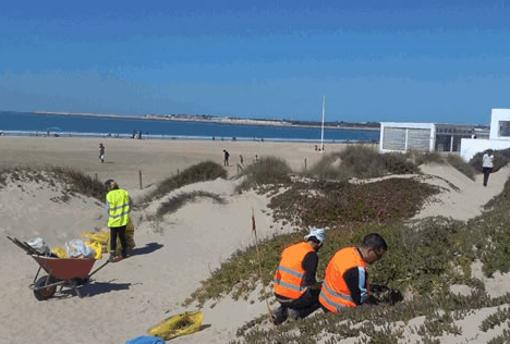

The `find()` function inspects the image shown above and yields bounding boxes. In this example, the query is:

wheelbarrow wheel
[34,275,57,301]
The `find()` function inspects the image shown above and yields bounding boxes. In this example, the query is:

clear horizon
[1,1,510,125]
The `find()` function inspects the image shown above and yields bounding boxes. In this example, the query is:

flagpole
[320,96,326,151]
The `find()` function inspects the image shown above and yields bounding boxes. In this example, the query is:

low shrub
[269,178,439,228]
[185,216,468,307]
[475,178,510,276]
[446,154,476,180]
[233,290,510,344]
[307,146,419,181]
[144,161,227,203]
[407,151,445,166]
[236,156,292,192]
[305,152,348,180]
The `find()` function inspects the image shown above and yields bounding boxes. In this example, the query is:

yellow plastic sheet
[147,311,204,341]
[51,246,68,258]
[81,217,136,256]
[85,241,103,260]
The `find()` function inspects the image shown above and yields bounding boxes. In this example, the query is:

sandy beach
[0,136,347,190]
[1,135,509,344]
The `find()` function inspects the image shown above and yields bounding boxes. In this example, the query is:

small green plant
[488,328,510,344]
[144,161,227,203]
[480,307,510,332]
[236,156,292,192]
[416,311,462,337]
[155,191,225,218]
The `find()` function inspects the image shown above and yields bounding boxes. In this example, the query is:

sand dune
[1,136,510,344]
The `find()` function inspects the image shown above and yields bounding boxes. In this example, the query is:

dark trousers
[110,225,127,257]
[483,167,492,186]
[273,288,321,323]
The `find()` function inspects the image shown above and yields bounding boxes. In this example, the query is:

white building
[379,122,483,154]
[379,122,435,153]
[460,108,510,161]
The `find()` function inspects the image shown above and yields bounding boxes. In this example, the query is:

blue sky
[1,1,510,124]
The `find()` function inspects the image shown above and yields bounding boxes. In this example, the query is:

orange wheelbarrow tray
[29,255,110,300]
[7,235,109,300]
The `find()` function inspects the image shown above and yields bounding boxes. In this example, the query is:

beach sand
[0,136,508,344]
[0,136,346,189]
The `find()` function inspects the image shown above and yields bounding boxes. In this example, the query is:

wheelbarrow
[7,236,109,300]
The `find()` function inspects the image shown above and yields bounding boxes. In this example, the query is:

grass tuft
[0,166,106,201]
[236,156,292,192]
[306,146,419,181]
[144,161,227,203]
[155,191,225,218]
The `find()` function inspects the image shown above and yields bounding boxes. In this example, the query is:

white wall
[490,108,510,140]
[460,138,510,161]
[379,122,435,153]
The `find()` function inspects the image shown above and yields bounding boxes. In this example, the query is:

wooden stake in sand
[251,208,274,321]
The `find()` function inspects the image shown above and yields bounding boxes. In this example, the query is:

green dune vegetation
[155,191,226,219]
[0,166,106,201]
[143,161,227,204]
[470,147,510,173]
[182,148,510,343]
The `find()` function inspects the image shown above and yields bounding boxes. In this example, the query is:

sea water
[0,111,379,143]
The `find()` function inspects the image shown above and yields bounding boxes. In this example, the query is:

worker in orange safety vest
[319,233,387,312]
[271,227,325,325]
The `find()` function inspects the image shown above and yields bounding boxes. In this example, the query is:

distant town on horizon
[2,110,491,130]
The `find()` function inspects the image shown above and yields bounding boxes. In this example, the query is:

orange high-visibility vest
[273,242,315,300]
[319,247,367,312]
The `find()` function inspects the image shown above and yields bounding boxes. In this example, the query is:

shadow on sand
[131,242,164,256]
[80,281,132,297]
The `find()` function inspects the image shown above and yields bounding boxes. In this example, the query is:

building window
[499,121,510,137]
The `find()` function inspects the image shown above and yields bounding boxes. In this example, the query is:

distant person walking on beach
[482,149,495,187]
[105,179,130,261]
[99,143,105,163]
[239,154,244,166]
[223,149,230,167]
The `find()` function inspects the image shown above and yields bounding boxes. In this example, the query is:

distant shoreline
[26,110,380,132]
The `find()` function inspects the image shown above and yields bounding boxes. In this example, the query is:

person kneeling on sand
[271,228,325,325]
[105,179,131,262]
[319,233,387,312]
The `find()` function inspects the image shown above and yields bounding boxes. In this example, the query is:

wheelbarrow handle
[88,260,110,279]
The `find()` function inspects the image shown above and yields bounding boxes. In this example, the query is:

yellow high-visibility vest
[106,188,130,228]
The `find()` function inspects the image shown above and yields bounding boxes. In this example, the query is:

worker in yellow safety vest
[319,233,387,312]
[105,179,131,261]
[271,228,325,325]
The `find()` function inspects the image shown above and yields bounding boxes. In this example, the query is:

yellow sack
[51,246,67,258]
[147,311,204,340]
[81,230,109,245]
[85,241,103,260]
